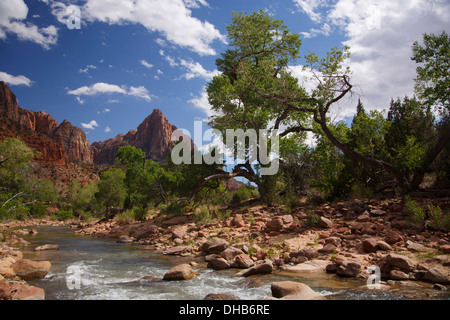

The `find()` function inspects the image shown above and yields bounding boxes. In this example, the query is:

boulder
[208,258,230,270]
[116,235,134,243]
[163,246,191,256]
[385,230,403,245]
[390,270,409,280]
[0,266,15,278]
[376,241,393,251]
[271,281,323,300]
[34,244,59,251]
[266,217,284,232]
[234,261,273,277]
[318,217,333,229]
[336,260,361,278]
[201,238,229,254]
[423,268,450,285]
[406,241,428,252]
[234,254,255,269]
[318,244,336,254]
[221,247,244,262]
[362,238,379,253]
[171,226,188,239]
[136,225,159,240]
[0,280,11,300]
[10,284,45,300]
[11,259,51,281]
[386,253,415,272]
[163,264,199,281]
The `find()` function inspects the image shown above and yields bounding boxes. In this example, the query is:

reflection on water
[21,226,450,300]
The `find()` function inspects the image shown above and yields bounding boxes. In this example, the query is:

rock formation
[0,81,93,164]
[92,109,178,164]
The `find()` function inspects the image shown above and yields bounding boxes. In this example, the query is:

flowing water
[20,226,450,300]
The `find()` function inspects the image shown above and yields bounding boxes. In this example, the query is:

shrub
[230,188,253,205]
[428,204,450,232]
[115,209,135,224]
[302,212,319,228]
[53,210,75,221]
[405,196,426,225]
[29,203,48,218]
[194,206,213,224]
[133,207,148,221]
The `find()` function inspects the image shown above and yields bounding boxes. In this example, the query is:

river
[20,226,450,300]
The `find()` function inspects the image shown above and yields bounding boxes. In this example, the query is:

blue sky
[1,0,448,145]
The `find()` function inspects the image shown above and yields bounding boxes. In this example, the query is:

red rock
[92,109,180,164]
[163,264,199,281]
[318,217,333,228]
[52,120,93,163]
[362,238,379,253]
[11,259,51,281]
[234,254,255,268]
[0,280,11,300]
[10,284,45,300]
[385,230,403,244]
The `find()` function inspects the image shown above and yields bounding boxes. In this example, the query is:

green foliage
[405,196,426,225]
[194,205,213,224]
[230,187,253,205]
[412,31,449,115]
[132,207,147,221]
[29,202,48,218]
[52,210,75,221]
[96,169,127,209]
[427,204,450,232]
[302,212,319,228]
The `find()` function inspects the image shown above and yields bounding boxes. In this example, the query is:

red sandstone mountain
[92,109,178,164]
[0,81,92,164]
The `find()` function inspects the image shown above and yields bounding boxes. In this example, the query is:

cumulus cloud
[292,0,450,118]
[179,59,220,80]
[79,65,97,74]
[68,82,154,102]
[0,71,33,86]
[79,0,226,56]
[68,83,127,96]
[81,120,99,130]
[189,87,215,120]
[104,126,111,133]
[140,59,154,69]
[0,0,58,49]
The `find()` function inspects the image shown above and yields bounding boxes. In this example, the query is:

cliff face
[92,109,177,164]
[0,81,92,164]
[53,120,93,163]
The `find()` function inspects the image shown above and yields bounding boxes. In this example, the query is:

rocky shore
[1,197,449,300]
[72,197,450,298]
[0,220,64,300]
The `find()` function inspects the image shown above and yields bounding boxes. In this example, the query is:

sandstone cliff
[92,109,178,164]
[0,81,93,164]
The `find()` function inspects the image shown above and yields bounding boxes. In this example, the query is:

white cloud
[81,120,99,130]
[292,0,450,118]
[68,82,153,102]
[68,83,127,96]
[179,59,220,80]
[140,59,154,69]
[81,0,226,56]
[76,97,85,105]
[0,71,32,86]
[128,86,153,102]
[0,0,58,49]
[293,0,327,23]
[189,87,215,119]
[79,65,97,74]
[104,126,111,133]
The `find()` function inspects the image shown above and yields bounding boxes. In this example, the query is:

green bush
[29,203,48,218]
[230,188,253,205]
[428,204,450,232]
[53,210,75,221]
[194,206,213,224]
[133,207,148,221]
[115,209,135,224]
[302,212,319,228]
[405,196,426,225]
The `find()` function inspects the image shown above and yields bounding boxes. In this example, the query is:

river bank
[1,197,449,300]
